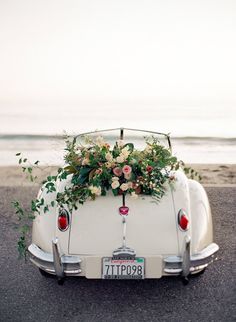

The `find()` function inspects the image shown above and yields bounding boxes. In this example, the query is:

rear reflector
[58,209,70,231]
[178,209,189,231]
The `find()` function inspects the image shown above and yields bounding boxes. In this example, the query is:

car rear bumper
[28,239,82,277]
[164,241,219,275]
[28,238,219,278]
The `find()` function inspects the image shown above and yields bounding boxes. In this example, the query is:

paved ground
[0,187,235,322]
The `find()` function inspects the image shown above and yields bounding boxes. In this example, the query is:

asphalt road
[0,186,235,322]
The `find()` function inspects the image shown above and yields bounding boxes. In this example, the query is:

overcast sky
[0,0,235,110]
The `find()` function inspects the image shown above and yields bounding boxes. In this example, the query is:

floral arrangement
[60,135,182,208]
[13,134,200,257]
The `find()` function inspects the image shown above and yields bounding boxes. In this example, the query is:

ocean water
[0,105,236,165]
[1,134,236,166]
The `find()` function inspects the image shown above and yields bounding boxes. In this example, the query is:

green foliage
[13,134,201,258]
[12,200,34,259]
[183,166,201,181]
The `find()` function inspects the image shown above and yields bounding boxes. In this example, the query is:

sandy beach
[0,164,235,187]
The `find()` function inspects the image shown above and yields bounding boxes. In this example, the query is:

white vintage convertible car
[28,128,219,284]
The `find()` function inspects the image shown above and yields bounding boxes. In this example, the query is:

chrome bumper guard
[28,238,82,277]
[164,241,219,275]
[28,239,219,278]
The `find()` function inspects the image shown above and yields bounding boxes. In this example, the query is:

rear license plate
[102,257,145,279]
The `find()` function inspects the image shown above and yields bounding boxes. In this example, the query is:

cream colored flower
[127,181,133,188]
[131,191,138,199]
[111,180,120,189]
[82,158,90,165]
[121,146,130,158]
[116,155,125,163]
[105,162,113,169]
[89,185,101,196]
[96,136,106,147]
[120,183,129,191]
[112,176,119,181]
[105,152,113,162]
[144,144,152,153]
[117,139,124,148]
[124,173,131,180]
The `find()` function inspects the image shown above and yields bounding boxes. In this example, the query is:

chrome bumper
[28,238,82,276]
[28,239,219,279]
[164,241,219,275]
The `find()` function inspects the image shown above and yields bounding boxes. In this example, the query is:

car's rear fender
[170,171,213,255]
[32,175,73,255]
[188,179,213,253]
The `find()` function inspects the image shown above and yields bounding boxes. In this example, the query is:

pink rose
[122,165,132,175]
[146,165,153,173]
[113,167,123,177]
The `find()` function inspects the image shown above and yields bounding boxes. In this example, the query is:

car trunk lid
[68,189,179,256]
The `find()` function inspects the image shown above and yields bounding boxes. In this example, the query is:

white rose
[105,152,113,162]
[116,155,125,163]
[89,185,101,196]
[121,146,130,158]
[96,136,105,147]
[127,181,133,188]
[131,191,138,199]
[120,183,129,191]
[112,176,119,181]
[111,180,120,189]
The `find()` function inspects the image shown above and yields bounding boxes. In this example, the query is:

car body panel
[68,189,179,256]
[188,179,213,253]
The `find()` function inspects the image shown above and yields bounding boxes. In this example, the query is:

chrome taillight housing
[58,208,70,232]
[178,209,189,231]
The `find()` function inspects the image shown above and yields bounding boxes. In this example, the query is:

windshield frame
[75,127,172,151]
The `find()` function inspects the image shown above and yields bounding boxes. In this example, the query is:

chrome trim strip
[122,216,126,248]
[164,268,182,274]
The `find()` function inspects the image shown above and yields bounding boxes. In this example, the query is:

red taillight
[178,210,189,231]
[58,209,69,231]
